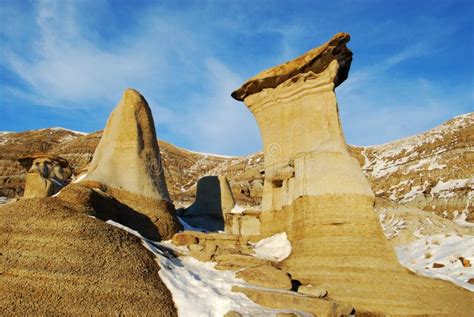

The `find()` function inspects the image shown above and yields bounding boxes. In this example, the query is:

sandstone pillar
[83,89,181,239]
[179,175,235,231]
[231,33,473,315]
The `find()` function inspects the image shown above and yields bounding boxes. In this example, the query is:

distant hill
[1,113,472,222]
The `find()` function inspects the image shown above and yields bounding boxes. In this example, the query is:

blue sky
[1,0,473,155]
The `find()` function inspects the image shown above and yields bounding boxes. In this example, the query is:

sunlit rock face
[85,89,171,201]
[232,33,473,315]
[83,89,181,240]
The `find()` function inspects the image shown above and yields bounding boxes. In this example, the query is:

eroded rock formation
[178,175,235,231]
[19,154,71,198]
[83,89,181,239]
[232,33,473,315]
[233,32,372,212]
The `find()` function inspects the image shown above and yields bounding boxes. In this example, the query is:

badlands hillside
[1,113,472,223]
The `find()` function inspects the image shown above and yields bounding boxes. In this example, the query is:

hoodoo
[178,175,235,231]
[232,33,473,315]
[83,89,181,239]
[19,154,71,198]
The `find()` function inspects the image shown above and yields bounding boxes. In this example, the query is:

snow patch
[48,127,87,135]
[251,232,292,262]
[454,211,474,228]
[396,234,474,291]
[431,179,471,194]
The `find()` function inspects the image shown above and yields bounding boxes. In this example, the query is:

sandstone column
[179,175,235,231]
[231,33,472,315]
[83,89,181,239]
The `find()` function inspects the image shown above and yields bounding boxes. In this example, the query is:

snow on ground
[231,204,261,214]
[251,232,292,262]
[105,220,302,317]
[0,196,7,204]
[396,234,474,291]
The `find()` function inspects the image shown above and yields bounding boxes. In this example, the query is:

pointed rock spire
[84,89,181,239]
[86,89,170,200]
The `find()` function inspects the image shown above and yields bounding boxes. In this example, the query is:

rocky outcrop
[232,33,473,315]
[0,197,177,316]
[178,175,235,231]
[19,154,71,198]
[83,89,181,240]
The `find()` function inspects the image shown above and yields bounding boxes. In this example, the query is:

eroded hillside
[1,113,472,222]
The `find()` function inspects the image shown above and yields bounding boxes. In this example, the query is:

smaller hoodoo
[83,88,181,239]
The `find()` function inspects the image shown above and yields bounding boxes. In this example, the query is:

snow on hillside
[364,113,473,179]
[396,234,474,291]
[48,127,87,135]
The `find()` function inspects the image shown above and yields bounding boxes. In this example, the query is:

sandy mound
[0,198,177,316]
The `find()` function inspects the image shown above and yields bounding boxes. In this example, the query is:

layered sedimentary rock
[0,197,177,315]
[233,32,372,212]
[232,33,473,315]
[1,115,471,222]
[83,89,181,239]
[19,154,71,198]
[178,175,235,231]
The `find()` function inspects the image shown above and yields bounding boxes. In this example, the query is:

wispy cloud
[0,0,472,155]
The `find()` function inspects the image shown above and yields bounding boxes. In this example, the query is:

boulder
[58,183,163,240]
[179,175,235,231]
[236,265,292,289]
[231,286,353,317]
[172,232,199,246]
[83,89,181,239]
[214,254,273,270]
[298,285,328,298]
[232,33,474,315]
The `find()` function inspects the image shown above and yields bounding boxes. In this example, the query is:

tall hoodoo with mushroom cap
[232,33,473,315]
